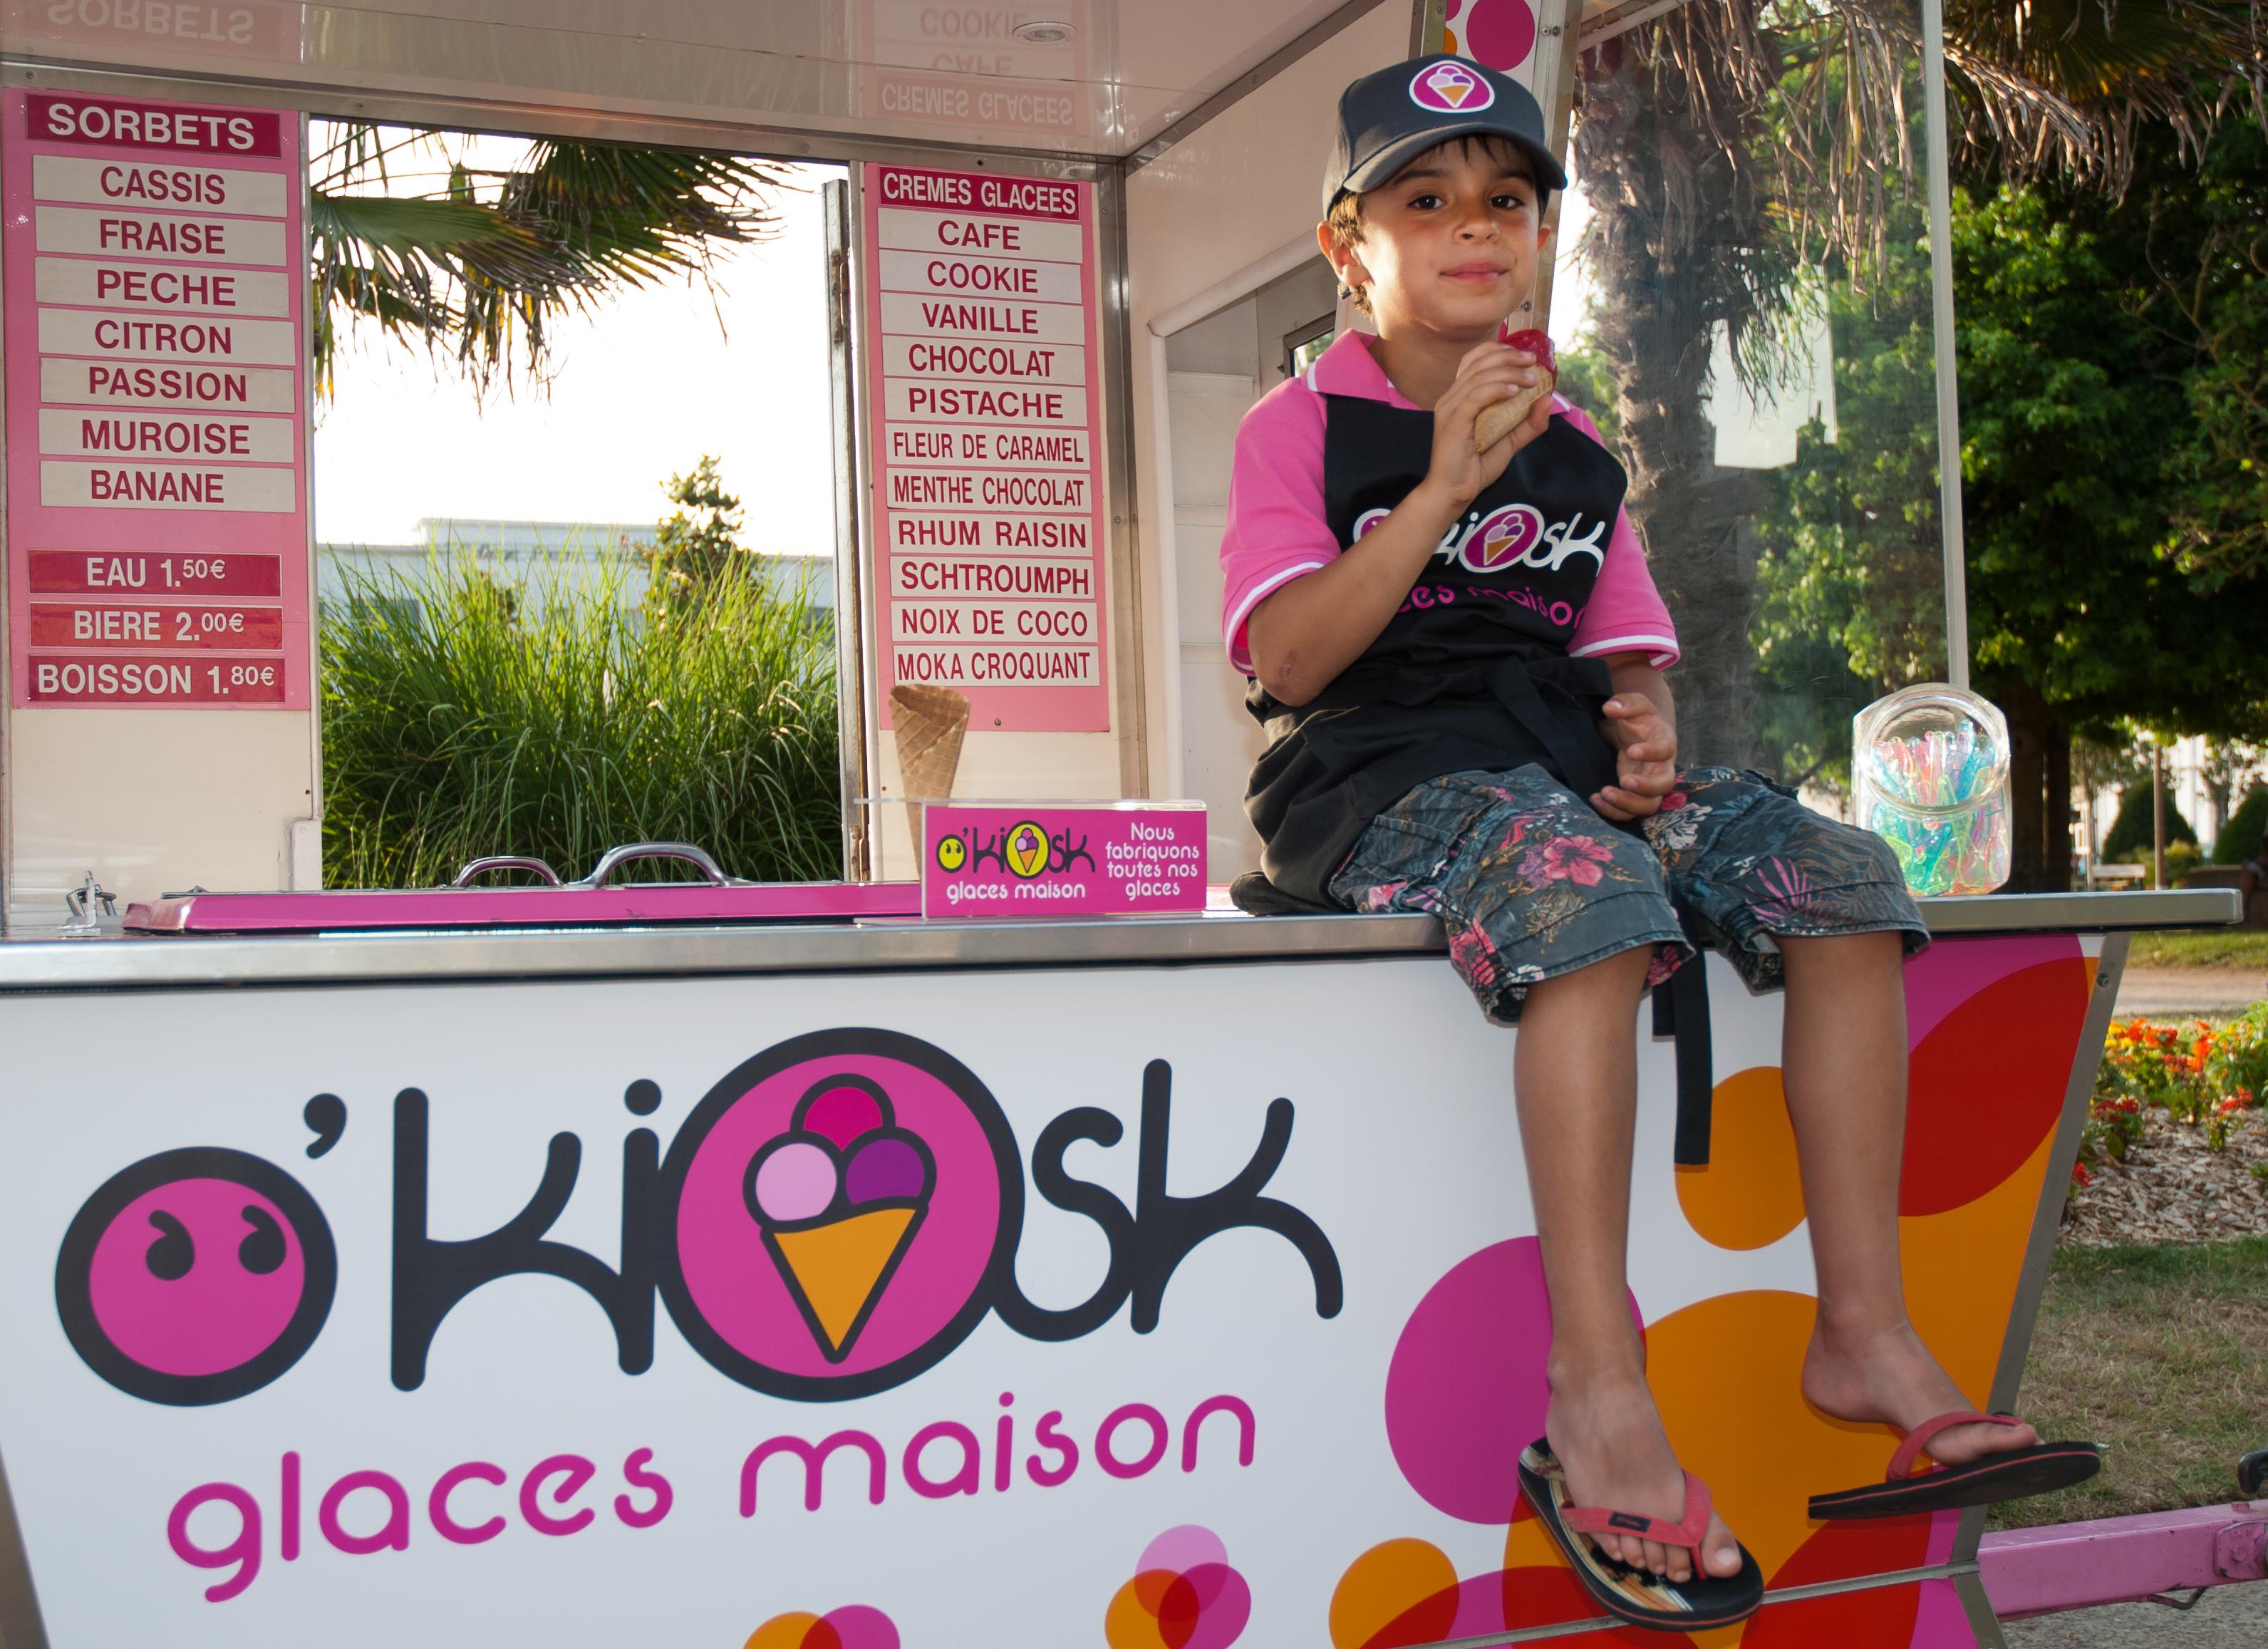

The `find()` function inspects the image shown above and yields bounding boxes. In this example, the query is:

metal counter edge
[0,889,2237,993]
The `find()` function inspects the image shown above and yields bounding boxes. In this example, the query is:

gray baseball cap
[1324,53,1566,212]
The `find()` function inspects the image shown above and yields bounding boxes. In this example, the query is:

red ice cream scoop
[1474,325,1558,452]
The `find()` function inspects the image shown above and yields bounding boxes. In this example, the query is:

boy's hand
[1592,695,1678,822]
[1426,338,1553,509]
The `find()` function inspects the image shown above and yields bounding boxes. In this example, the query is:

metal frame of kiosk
[0,4,2250,1648]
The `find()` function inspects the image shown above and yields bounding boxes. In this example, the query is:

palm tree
[1570,0,2267,767]
[307,123,789,398]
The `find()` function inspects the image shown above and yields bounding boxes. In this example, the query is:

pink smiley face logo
[660,1030,1022,1400]
[1411,60,1494,113]
[56,1148,336,1406]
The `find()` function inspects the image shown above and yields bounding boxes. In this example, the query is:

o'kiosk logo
[1003,820,1051,879]
[1410,60,1493,113]
[661,1029,1023,1400]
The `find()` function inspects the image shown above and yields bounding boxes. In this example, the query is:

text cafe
[0,6,2244,1649]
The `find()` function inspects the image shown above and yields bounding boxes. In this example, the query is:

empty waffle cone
[1473,368,1556,452]
[890,683,969,849]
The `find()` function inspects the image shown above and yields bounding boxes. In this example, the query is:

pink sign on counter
[921,803,1205,919]
[861,163,1108,733]
[3,88,309,710]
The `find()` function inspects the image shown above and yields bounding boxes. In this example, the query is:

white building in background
[318,518,834,613]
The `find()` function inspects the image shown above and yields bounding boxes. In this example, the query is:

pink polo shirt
[1218,329,1680,675]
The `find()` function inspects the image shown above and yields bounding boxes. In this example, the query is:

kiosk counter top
[0,886,2237,993]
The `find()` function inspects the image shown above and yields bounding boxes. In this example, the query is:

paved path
[1999,1581,2268,1647]
[2113,966,2267,1018]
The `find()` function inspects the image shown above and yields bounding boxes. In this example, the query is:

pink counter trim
[125,882,922,933]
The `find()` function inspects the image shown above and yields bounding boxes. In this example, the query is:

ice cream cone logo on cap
[743,1074,936,1363]
[1005,820,1050,879]
[1412,60,1493,113]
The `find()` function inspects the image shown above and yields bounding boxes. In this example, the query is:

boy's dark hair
[1325,133,1550,315]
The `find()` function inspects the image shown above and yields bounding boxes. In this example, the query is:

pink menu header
[4,88,309,710]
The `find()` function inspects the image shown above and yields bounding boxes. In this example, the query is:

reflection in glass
[1570,1,1947,800]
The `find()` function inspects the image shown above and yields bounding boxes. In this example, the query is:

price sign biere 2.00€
[3,91,309,710]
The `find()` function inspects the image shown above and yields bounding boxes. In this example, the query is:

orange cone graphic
[745,1077,936,1363]
[765,1207,921,1360]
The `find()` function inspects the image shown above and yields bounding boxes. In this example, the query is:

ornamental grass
[320,545,839,889]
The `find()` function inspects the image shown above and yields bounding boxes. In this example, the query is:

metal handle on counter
[579,842,730,888]
[452,856,564,887]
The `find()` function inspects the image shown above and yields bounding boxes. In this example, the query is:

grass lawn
[1993,1236,2268,1528]
[2125,929,2268,969]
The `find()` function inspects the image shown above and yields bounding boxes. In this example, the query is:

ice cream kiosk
[0,4,2247,1648]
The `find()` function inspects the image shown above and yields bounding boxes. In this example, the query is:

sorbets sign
[1,88,310,710]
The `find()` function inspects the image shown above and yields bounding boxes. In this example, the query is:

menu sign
[861,164,1107,733]
[3,90,306,709]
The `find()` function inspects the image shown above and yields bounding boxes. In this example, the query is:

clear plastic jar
[1851,684,2011,897]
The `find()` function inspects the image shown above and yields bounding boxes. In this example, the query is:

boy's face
[1327,138,1550,341]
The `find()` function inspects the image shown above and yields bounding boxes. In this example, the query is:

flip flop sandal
[1516,1439,1765,1633]
[1808,1411,2102,1520]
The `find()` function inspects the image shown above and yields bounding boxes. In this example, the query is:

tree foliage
[2217,786,2268,864]
[2103,776,2199,862]
[646,456,751,613]
[309,123,788,398]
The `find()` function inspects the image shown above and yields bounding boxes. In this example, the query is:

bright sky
[312,140,842,552]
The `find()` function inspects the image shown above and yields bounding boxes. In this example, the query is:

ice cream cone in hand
[1474,326,1557,452]
[889,683,969,849]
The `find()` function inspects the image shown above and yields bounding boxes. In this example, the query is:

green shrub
[2215,786,2268,864]
[2101,775,2198,864]
[321,547,839,888]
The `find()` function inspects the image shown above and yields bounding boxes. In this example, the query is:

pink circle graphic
[56,1146,336,1406]
[1122,1526,1251,1649]
[804,1085,887,1148]
[1410,59,1495,114]
[819,1604,899,1649]
[86,1177,306,1377]
[1461,503,1544,572]
[1463,1,1538,73]
[1384,1238,1643,1522]
[753,1142,840,1222]
[663,1031,1019,1399]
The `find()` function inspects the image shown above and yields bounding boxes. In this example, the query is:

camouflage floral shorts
[1326,764,1928,1025]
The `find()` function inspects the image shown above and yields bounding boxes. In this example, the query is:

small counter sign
[3,91,308,709]
[861,164,1108,732]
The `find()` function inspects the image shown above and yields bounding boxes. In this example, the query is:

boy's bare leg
[1518,944,1744,1581]
[1779,931,2041,1462]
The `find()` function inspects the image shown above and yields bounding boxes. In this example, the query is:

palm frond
[306,123,791,398]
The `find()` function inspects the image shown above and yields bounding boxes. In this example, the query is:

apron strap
[1650,914,1714,1169]
[1487,658,1617,802]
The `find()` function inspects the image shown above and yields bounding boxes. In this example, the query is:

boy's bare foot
[1801,1316,2041,1467]
[1545,1367,1746,1583]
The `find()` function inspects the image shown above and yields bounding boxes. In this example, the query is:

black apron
[1243,392,1631,904]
